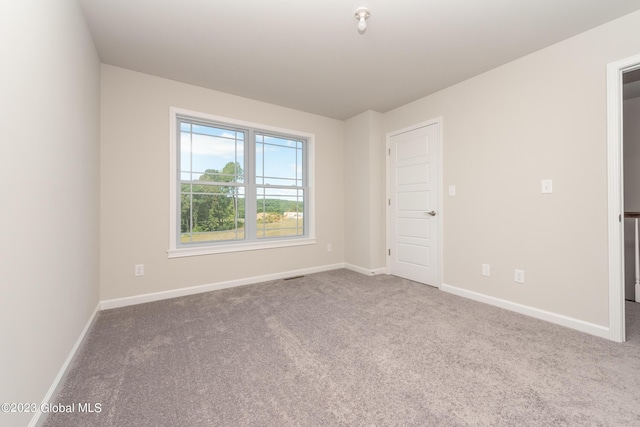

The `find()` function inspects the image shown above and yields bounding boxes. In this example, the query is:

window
[169,108,315,257]
[179,121,246,244]
[255,133,305,239]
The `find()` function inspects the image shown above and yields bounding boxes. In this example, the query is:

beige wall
[0,0,100,425]
[382,10,640,327]
[344,111,385,272]
[344,111,386,271]
[344,112,371,268]
[368,113,386,270]
[624,96,640,299]
[100,65,345,300]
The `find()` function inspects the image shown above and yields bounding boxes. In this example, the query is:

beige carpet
[43,269,640,426]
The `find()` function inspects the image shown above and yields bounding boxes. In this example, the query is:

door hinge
[388,249,391,256]
[388,148,391,156]
[388,198,391,206]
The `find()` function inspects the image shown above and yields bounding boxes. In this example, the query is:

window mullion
[244,129,256,242]
[188,129,193,243]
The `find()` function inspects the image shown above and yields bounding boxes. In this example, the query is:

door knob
[426,211,436,216]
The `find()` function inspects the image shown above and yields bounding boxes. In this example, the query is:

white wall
[0,1,100,426]
[100,65,345,301]
[344,110,385,272]
[624,96,640,300]
[383,10,640,327]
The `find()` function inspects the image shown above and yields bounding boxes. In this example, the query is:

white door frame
[607,53,640,342]
[386,117,443,287]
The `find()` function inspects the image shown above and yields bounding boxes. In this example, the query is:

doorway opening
[623,68,640,341]
[607,54,640,342]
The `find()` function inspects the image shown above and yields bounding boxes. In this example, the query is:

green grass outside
[181,218,303,243]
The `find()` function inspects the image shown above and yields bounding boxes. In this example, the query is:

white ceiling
[79,0,640,120]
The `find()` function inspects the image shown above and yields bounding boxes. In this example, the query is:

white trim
[168,237,317,258]
[100,263,345,310]
[29,304,101,427]
[437,118,444,289]
[344,263,386,276]
[169,107,178,252]
[606,54,640,343]
[168,106,316,257]
[441,283,610,340]
[386,117,443,287]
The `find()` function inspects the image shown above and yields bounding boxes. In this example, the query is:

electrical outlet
[515,269,525,284]
[327,243,333,252]
[482,264,491,277]
[449,185,456,196]
[134,264,144,277]
[541,179,553,194]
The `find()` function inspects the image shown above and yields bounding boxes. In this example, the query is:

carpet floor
[43,269,640,426]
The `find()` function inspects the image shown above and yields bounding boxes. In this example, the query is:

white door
[388,121,440,286]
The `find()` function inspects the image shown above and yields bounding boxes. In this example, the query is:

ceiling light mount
[355,7,370,33]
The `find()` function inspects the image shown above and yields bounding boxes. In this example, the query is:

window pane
[191,182,236,194]
[180,193,192,234]
[295,140,303,186]
[255,134,303,186]
[180,132,191,172]
[256,187,304,238]
[180,189,245,243]
[256,143,264,185]
[180,123,244,184]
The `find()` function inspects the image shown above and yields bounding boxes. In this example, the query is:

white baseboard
[344,263,387,276]
[100,263,347,310]
[440,283,610,340]
[29,303,101,427]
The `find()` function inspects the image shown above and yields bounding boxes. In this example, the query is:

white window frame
[168,107,316,258]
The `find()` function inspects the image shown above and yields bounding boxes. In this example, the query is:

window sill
[167,237,316,258]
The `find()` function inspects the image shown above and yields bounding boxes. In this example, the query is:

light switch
[541,179,553,194]
[134,264,144,277]
[482,264,491,277]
